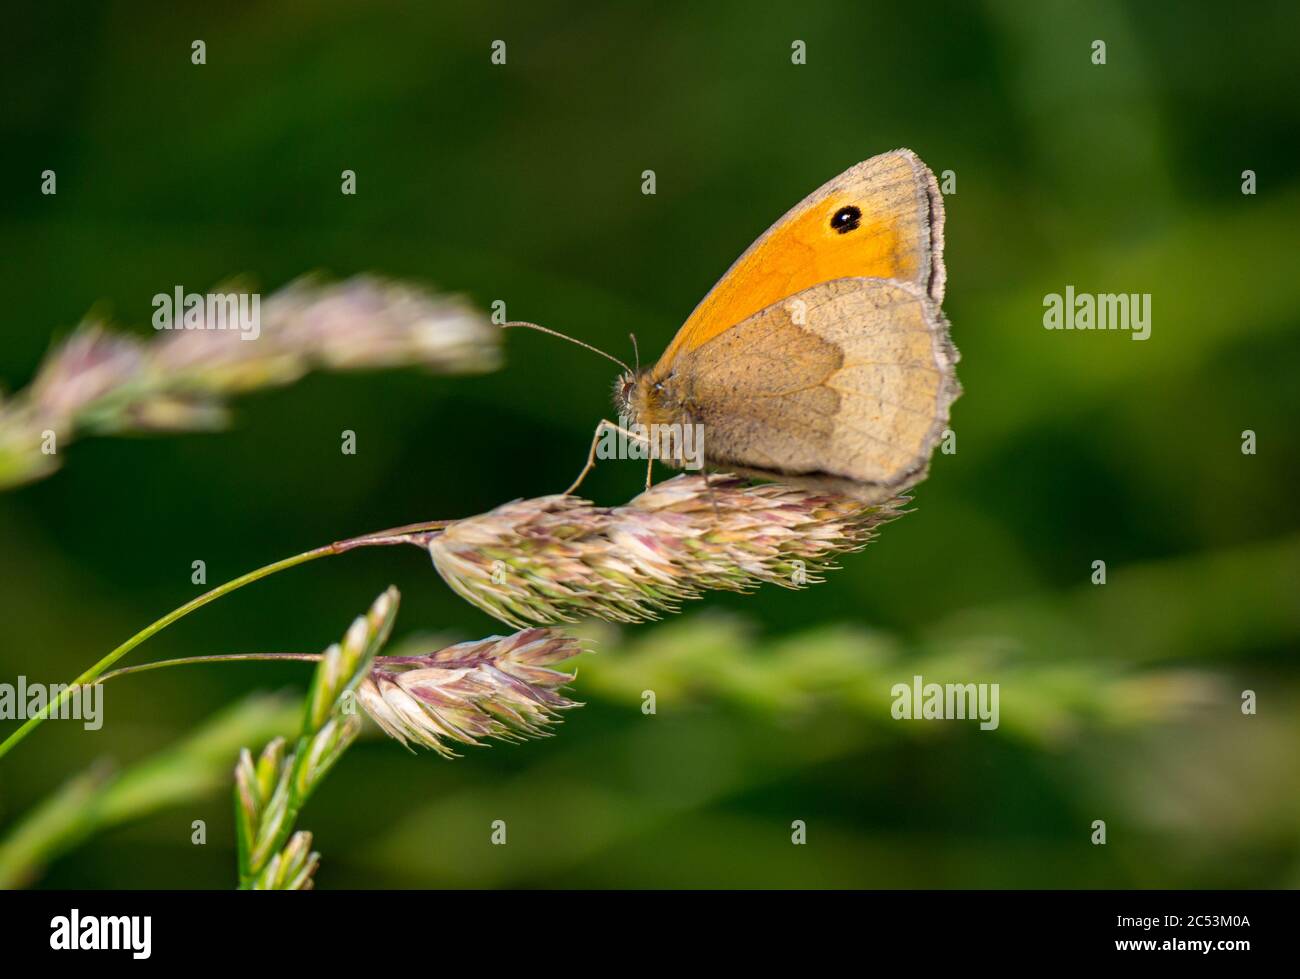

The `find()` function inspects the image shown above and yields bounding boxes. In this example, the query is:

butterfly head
[616,370,663,421]
[613,367,680,430]
[613,369,645,423]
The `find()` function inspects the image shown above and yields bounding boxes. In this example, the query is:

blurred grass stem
[96,653,324,684]
[0,523,446,761]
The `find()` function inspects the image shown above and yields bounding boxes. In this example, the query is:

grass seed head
[428,474,905,628]
[356,627,583,756]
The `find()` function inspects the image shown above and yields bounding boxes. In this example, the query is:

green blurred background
[1,0,1297,888]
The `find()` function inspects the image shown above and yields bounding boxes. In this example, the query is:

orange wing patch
[655,149,944,371]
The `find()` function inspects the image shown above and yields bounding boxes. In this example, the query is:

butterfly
[516,149,959,503]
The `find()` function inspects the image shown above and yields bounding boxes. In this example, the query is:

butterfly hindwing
[672,277,959,501]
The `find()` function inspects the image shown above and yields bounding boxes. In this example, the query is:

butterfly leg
[701,467,721,520]
[564,419,651,496]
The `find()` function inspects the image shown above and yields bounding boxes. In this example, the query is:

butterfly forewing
[656,149,945,369]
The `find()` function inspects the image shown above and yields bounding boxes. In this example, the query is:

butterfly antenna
[629,332,641,373]
[502,321,632,374]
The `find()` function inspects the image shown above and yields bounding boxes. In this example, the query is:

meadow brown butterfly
[517,148,959,502]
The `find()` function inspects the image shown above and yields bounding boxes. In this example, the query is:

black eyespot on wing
[830,205,862,234]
